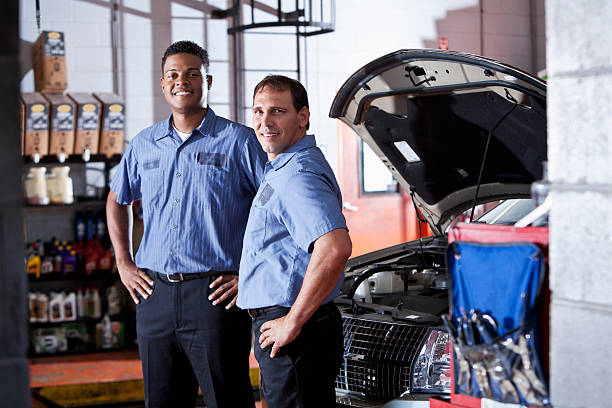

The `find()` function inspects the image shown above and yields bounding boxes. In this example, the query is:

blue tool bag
[445,241,550,406]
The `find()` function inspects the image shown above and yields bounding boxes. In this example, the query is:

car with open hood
[329,49,547,407]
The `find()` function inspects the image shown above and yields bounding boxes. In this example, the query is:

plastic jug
[25,167,50,205]
[48,166,74,204]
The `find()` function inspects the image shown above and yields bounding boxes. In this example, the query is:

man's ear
[298,106,310,129]
[206,75,213,90]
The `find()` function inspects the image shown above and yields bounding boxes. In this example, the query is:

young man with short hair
[238,75,352,407]
[107,40,266,408]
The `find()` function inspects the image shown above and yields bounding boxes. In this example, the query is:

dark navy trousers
[252,302,343,408]
[136,271,254,408]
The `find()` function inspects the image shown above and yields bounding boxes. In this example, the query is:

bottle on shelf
[74,211,86,242]
[92,288,102,319]
[76,287,86,318]
[29,293,38,323]
[41,241,54,275]
[85,288,93,317]
[25,167,50,205]
[100,314,113,349]
[85,210,95,241]
[63,291,77,321]
[47,166,74,204]
[36,293,48,323]
[49,292,65,323]
[26,242,42,279]
[63,248,77,275]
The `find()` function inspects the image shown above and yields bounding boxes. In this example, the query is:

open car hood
[330,49,547,235]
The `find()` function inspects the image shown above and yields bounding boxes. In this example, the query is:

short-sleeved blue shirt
[110,108,267,274]
[237,135,347,309]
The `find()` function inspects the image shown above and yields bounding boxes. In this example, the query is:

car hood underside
[330,49,547,234]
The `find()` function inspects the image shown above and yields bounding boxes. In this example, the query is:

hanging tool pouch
[446,241,550,406]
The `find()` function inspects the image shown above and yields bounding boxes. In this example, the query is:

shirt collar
[155,107,217,141]
[269,134,316,170]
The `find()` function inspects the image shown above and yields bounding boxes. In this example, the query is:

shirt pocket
[195,152,229,207]
[140,159,164,210]
[247,204,267,252]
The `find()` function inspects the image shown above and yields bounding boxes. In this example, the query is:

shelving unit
[23,153,136,357]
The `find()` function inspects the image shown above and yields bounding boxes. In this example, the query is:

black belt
[152,270,236,283]
[247,302,336,319]
[247,305,288,318]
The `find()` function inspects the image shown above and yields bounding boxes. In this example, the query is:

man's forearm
[106,190,134,265]
[285,228,352,329]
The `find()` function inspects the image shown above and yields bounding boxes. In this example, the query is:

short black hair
[161,40,209,73]
[253,75,310,130]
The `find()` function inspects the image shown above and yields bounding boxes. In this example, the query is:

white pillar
[547,1,612,406]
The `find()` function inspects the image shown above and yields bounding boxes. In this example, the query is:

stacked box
[32,31,67,93]
[68,92,101,154]
[20,92,50,157]
[93,92,125,157]
[43,93,75,156]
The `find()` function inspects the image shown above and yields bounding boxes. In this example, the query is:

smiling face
[160,53,212,115]
[252,86,310,162]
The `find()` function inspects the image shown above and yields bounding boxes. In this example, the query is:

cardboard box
[32,31,67,93]
[93,92,125,157]
[43,93,75,156]
[20,92,50,157]
[67,92,100,154]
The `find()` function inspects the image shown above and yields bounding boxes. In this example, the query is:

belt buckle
[167,273,184,283]
[248,309,258,318]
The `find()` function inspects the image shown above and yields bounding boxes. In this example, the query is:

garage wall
[19,0,232,153]
[305,0,546,170]
[547,0,612,406]
[19,0,544,173]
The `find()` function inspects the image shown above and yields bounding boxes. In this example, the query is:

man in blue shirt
[106,41,266,408]
[238,75,352,407]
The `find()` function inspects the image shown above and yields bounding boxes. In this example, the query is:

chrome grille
[335,315,428,399]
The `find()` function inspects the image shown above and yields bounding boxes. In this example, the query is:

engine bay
[336,236,449,325]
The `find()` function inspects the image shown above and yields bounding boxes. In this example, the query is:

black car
[329,49,547,407]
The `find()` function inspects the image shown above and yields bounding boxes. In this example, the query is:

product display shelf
[24,152,136,357]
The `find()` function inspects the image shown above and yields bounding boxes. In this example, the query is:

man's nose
[261,111,273,127]
[175,73,189,85]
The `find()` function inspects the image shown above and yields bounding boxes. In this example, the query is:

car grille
[335,315,428,399]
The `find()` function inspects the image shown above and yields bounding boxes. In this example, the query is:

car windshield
[476,198,534,225]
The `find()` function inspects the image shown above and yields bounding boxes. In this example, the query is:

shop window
[360,140,398,194]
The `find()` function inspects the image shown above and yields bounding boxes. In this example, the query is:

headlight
[411,329,451,393]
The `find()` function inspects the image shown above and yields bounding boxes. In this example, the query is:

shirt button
[176,172,182,177]
[174,198,180,203]
[171,225,177,229]
[170,250,175,255]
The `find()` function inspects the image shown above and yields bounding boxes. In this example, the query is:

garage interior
[2,0,611,407]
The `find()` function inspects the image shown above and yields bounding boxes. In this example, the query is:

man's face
[252,87,309,161]
[160,53,212,114]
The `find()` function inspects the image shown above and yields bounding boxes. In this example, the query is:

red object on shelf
[430,222,550,408]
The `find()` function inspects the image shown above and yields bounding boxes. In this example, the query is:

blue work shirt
[237,135,347,309]
[110,108,267,274]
